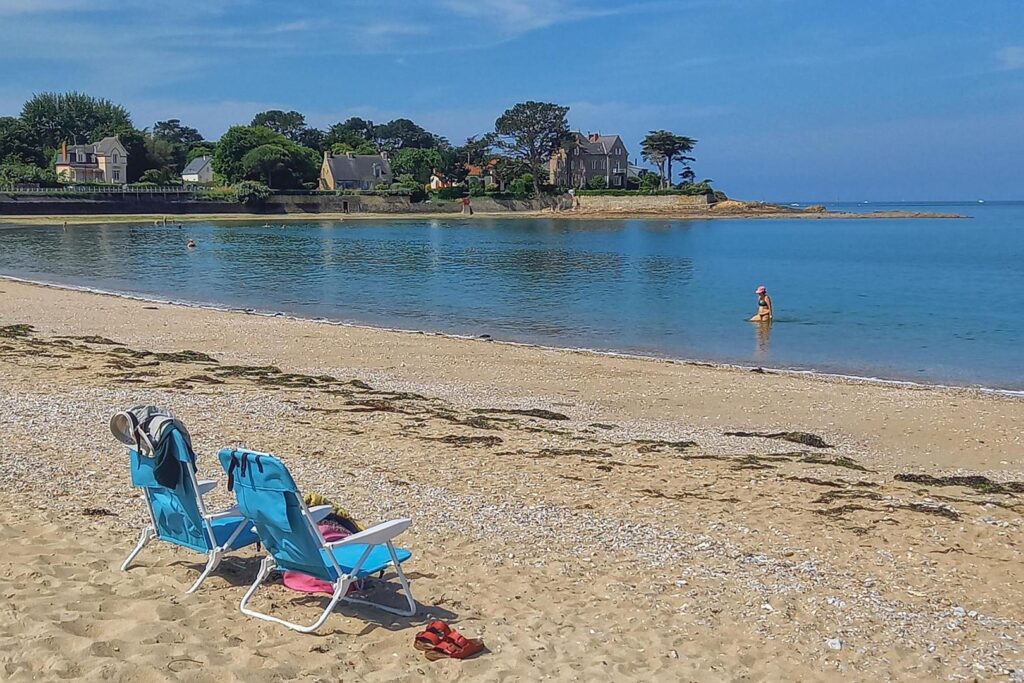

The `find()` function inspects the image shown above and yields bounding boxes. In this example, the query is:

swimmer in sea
[186,239,196,249]
[749,285,772,322]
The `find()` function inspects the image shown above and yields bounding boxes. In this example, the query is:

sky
[1,0,1022,200]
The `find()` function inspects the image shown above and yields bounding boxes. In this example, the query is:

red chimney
[61,141,67,161]
[588,133,600,143]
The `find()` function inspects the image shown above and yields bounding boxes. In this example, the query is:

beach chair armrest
[309,505,332,523]
[197,479,218,497]
[326,518,411,548]
[205,505,242,521]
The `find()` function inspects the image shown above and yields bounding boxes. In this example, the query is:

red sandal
[424,628,485,660]
[414,621,451,651]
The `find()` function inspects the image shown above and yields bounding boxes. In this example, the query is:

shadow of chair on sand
[170,554,458,635]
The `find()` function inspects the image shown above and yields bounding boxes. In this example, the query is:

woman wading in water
[750,285,773,322]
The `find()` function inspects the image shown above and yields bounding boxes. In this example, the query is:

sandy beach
[0,206,964,227]
[1,278,1021,681]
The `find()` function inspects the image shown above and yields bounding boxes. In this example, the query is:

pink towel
[281,523,351,595]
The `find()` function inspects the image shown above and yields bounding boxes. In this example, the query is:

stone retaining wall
[0,193,568,216]
[577,194,713,212]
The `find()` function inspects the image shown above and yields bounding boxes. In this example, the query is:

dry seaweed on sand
[59,335,119,345]
[0,324,34,338]
[894,473,1024,496]
[632,439,698,453]
[725,431,832,449]
[423,435,504,447]
[472,408,570,421]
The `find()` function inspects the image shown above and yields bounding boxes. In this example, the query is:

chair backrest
[217,448,335,582]
[128,429,213,553]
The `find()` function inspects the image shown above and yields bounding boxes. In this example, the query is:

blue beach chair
[218,447,416,633]
[120,428,259,593]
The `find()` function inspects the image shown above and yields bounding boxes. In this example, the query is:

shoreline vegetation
[0,279,1022,679]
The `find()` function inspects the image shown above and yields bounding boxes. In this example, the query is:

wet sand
[0,279,1020,681]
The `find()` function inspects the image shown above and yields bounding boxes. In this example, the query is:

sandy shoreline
[1,280,1021,680]
[0,208,964,225]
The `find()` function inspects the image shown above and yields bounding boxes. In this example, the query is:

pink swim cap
[756,285,767,294]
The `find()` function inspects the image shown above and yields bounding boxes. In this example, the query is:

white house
[181,155,214,184]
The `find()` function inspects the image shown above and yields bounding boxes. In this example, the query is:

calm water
[1,203,1022,389]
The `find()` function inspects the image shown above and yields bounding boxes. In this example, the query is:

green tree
[0,160,57,186]
[0,116,44,165]
[588,175,607,190]
[214,126,318,188]
[509,173,535,199]
[20,92,131,151]
[232,180,273,206]
[186,143,216,163]
[392,147,445,184]
[494,101,569,195]
[241,144,291,187]
[152,119,204,171]
[152,119,203,147]
[144,135,178,177]
[251,110,307,141]
[375,118,444,151]
[641,130,696,189]
[638,171,662,192]
[330,141,377,156]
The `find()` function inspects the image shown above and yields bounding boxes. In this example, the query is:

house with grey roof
[54,136,128,184]
[548,132,630,189]
[181,155,214,184]
[319,152,392,190]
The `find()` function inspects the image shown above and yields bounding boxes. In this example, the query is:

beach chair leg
[120,525,156,571]
[239,556,349,633]
[342,542,417,617]
[186,547,223,594]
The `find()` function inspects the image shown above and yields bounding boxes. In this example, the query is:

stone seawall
[577,194,713,212]
[0,193,569,215]
[0,195,246,215]
[265,194,569,214]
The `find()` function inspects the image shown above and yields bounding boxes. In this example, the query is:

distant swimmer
[186,239,196,249]
[749,285,773,322]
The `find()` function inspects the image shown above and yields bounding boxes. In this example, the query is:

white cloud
[996,46,1024,70]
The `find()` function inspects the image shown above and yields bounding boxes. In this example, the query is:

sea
[1,201,1021,391]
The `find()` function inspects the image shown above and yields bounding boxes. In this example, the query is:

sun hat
[756,285,767,294]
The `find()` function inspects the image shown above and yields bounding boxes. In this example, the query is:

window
[113,153,119,163]
[613,176,621,187]
[113,170,120,181]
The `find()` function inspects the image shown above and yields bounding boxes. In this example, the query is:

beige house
[54,137,128,184]
[319,152,392,190]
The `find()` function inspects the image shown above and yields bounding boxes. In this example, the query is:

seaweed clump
[895,473,1024,496]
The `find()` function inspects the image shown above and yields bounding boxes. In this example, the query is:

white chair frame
[120,451,254,594]
[239,494,416,633]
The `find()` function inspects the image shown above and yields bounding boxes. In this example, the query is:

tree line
[0,92,708,196]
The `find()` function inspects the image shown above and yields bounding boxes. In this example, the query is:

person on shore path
[460,196,473,216]
[750,285,773,322]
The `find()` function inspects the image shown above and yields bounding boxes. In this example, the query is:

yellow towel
[303,492,364,532]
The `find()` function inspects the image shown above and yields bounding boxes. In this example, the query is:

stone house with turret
[548,132,630,189]
[54,136,128,184]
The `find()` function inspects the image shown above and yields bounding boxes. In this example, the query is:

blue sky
[1,0,1022,200]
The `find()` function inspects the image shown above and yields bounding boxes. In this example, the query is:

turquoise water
[1,202,1022,389]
